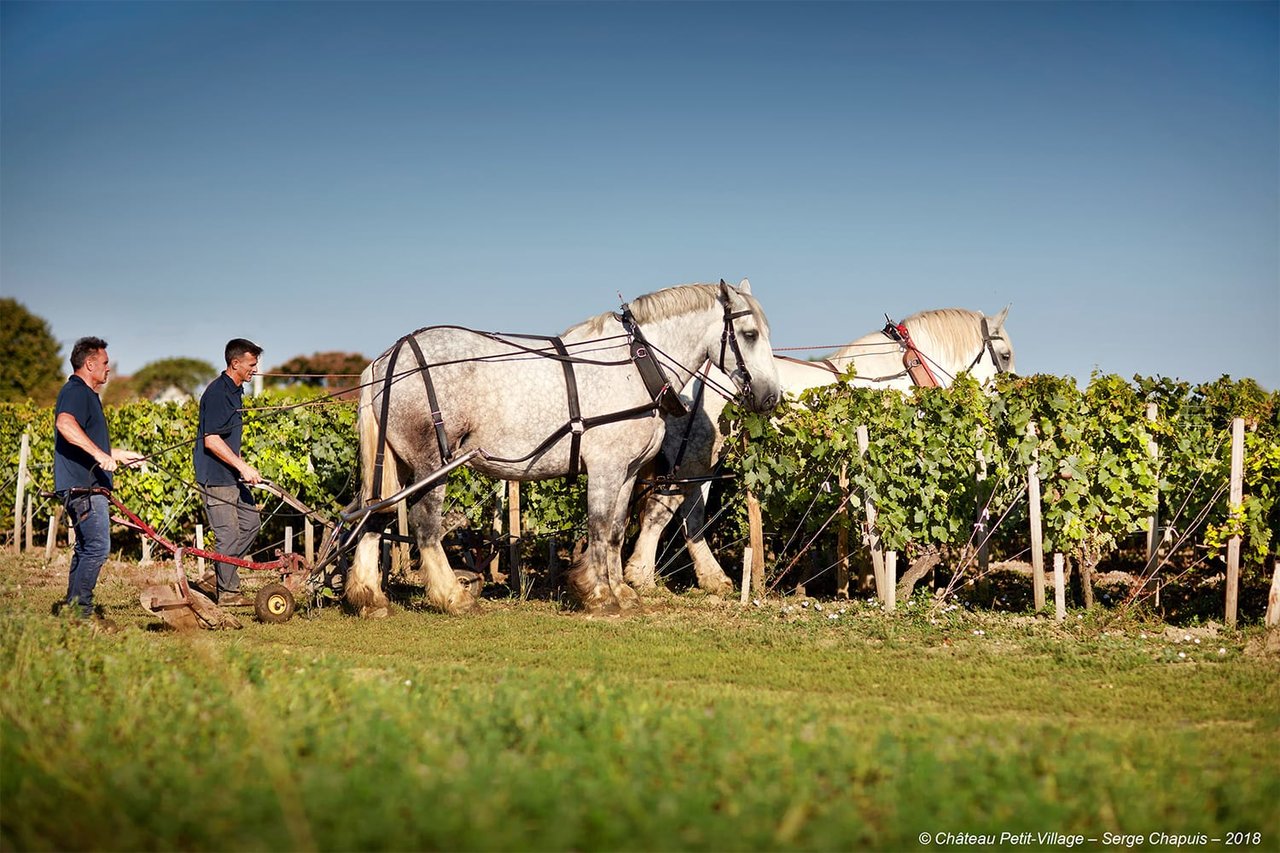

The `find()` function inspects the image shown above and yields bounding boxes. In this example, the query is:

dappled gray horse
[348,279,781,616]
[625,306,1014,593]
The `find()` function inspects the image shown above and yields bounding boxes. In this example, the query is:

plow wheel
[255,583,296,624]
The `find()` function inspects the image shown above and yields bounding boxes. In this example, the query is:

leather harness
[369,286,756,500]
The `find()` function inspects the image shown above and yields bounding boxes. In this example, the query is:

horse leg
[624,487,684,590]
[347,529,391,618]
[570,471,640,615]
[410,489,477,615]
[681,481,733,595]
[605,474,643,611]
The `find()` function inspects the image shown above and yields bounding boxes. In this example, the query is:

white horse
[347,279,782,617]
[624,306,1014,594]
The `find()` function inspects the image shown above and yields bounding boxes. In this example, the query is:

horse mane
[829,307,986,367]
[563,283,769,338]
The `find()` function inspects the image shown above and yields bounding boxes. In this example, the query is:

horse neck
[633,306,721,391]
[828,330,914,389]
[776,357,839,395]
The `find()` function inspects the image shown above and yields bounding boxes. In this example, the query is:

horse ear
[719,279,731,302]
[990,304,1010,332]
[737,277,752,295]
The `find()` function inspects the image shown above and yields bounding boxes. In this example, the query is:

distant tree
[132,357,218,399]
[271,351,367,398]
[0,299,64,404]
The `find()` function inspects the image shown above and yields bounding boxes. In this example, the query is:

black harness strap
[402,334,452,466]
[370,338,407,502]
[369,333,452,502]
[618,306,689,417]
[548,336,586,481]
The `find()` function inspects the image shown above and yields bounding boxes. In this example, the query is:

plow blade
[140,551,243,631]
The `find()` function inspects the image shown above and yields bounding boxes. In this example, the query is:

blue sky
[3,1,1277,389]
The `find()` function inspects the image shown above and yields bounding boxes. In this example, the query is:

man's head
[70,336,110,390]
[224,338,263,386]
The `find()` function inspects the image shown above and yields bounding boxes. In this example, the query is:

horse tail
[358,362,402,504]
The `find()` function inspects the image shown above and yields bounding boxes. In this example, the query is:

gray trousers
[201,483,261,594]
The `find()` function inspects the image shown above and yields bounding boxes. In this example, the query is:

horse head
[715,278,781,413]
[969,305,1015,383]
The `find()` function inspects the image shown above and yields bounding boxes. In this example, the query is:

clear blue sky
[3,1,1277,389]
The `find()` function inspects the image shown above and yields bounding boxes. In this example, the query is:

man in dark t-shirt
[54,336,143,627]
[194,338,264,606]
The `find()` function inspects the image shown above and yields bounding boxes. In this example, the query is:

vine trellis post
[1144,403,1161,570]
[1026,421,1046,611]
[856,425,885,599]
[11,431,29,552]
[746,491,764,596]
[1225,417,1244,628]
[507,481,524,596]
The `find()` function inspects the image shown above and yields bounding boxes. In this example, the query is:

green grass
[2,554,1277,851]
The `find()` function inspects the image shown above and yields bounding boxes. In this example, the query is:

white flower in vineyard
[1178,652,1187,659]
[801,600,810,609]
[1218,648,1227,656]
[814,603,823,612]
[827,613,838,621]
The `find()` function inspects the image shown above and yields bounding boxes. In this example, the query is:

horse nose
[756,391,779,412]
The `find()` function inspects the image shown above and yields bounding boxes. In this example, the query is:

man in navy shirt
[194,338,264,606]
[54,337,143,628]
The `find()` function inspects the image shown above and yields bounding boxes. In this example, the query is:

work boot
[217,591,253,607]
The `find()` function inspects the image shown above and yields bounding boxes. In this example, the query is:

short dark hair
[70,337,108,370]
[224,338,263,366]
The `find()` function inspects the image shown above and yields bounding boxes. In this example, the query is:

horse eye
[742,330,759,343]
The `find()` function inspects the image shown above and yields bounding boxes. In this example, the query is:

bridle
[965,316,1011,376]
[617,279,759,415]
[883,313,1011,387]
[716,279,756,400]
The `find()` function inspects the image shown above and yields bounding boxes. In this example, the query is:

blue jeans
[65,492,110,617]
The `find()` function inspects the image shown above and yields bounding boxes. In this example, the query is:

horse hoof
[623,565,657,590]
[615,585,642,610]
[361,605,390,619]
[704,579,735,597]
[585,599,623,617]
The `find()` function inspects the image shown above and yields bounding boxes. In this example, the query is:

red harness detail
[885,321,940,388]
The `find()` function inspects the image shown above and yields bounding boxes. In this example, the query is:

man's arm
[55,413,144,472]
[203,434,262,484]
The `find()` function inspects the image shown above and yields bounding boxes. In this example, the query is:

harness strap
[403,335,452,466]
[548,336,585,481]
[883,320,940,388]
[370,338,406,501]
[773,353,842,375]
[618,306,689,416]
[480,401,660,467]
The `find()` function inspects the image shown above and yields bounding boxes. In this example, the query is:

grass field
[2,552,1277,852]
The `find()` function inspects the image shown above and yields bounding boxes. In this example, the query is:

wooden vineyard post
[1225,417,1244,628]
[195,525,206,576]
[44,505,61,560]
[836,464,850,599]
[1027,422,1046,612]
[740,547,753,606]
[746,490,764,596]
[25,496,34,552]
[1144,403,1161,570]
[285,526,294,555]
[507,480,524,595]
[975,426,990,576]
[1053,553,1066,622]
[305,520,315,565]
[395,502,410,576]
[856,425,885,596]
[884,550,897,612]
[12,431,29,552]
[141,536,152,566]
[488,502,504,585]
[1265,556,1280,630]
